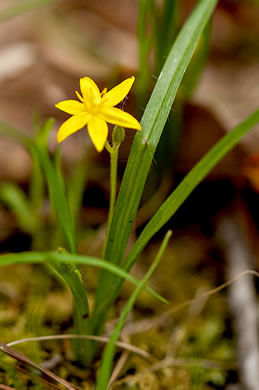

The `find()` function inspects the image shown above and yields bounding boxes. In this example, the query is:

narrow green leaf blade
[93,0,218,334]
[0,183,37,233]
[94,109,259,339]
[136,0,156,109]
[96,231,172,390]
[0,251,164,298]
[35,144,76,253]
[0,121,31,147]
[105,0,217,266]
[124,109,259,271]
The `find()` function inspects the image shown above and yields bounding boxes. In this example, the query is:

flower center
[86,101,101,115]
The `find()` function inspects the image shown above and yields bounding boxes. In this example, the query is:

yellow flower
[55,76,141,152]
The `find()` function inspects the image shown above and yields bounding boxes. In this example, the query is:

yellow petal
[55,100,85,115]
[80,77,101,106]
[87,117,108,152]
[57,112,91,143]
[102,76,135,107]
[99,107,141,130]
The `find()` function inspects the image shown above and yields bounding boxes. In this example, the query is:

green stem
[103,141,119,257]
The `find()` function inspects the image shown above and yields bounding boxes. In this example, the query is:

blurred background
[0,0,259,389]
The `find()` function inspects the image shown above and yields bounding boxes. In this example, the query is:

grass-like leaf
[92,0,218,335]
[105,109,259,315]
[0,118,90,362]
[96,230,172,390]
[32,125,91,361]
[34,143,77,253]
[0,251,163,299]
[124,109,259,271]
[136,0,156,109]
[0,183,38,234]
[106,0,217,267]
[0,121,31,147]
[154,0,179,75]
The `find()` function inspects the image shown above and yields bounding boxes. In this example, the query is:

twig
[109,335,130,387]
[140,356,237,372]
[7,333,152,361]
[165,286,209,359]
[121,270,259,333]
[0,342,77,390]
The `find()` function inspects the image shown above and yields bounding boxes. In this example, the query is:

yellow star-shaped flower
[55,76,141,152]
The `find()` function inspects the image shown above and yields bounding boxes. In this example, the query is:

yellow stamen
[101,88,107,97]
[75,91,84,102]
[56,76,141,152]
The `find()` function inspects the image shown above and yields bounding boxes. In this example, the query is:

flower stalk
[102,140,119,257]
